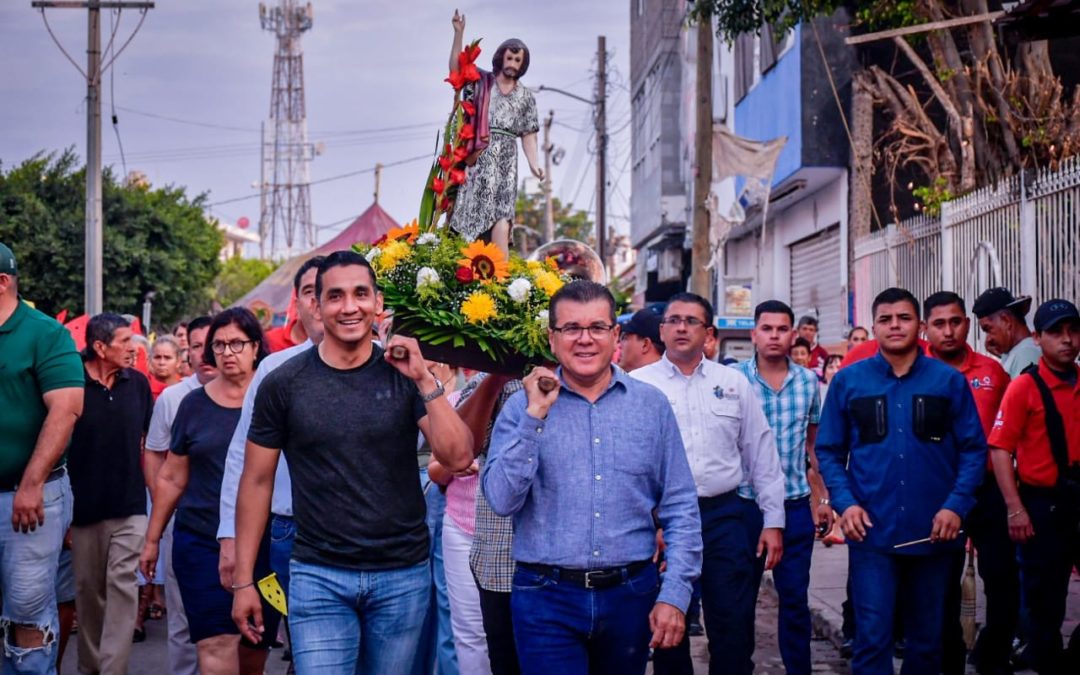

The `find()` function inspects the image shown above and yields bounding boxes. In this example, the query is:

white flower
[417,232,440,246]
[365,247,381,263]
[535,310,550,327]
[507,278,532,303]
[416,267,441,288]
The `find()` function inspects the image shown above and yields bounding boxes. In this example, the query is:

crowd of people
[1,237,1077,675]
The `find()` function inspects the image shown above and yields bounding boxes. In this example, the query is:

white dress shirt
[632,354,786,529]
[216,340,312,540]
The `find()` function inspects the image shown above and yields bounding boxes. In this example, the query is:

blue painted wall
[734,25,803,190]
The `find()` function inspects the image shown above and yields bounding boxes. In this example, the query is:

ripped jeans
[0,473,72,675]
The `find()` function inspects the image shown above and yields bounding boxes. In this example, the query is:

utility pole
[32,0,155,316]
[690,17,714,297]
[543,110,555,242]
[374,162,383,204]
[259,120,267,258]
[595,35,608,275]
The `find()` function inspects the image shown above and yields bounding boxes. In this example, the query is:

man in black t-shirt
[67,313,152,675]
[232,251,474,675]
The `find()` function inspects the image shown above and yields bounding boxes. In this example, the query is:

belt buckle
[584,570,602,589]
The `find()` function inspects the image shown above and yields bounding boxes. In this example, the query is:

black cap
[620,308,663,345]
[1033,299,1080,332]
[972,287,1032,319]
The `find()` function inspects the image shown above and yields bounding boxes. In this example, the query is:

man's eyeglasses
[661,316,706,328]
[551,323,616,340]
[210,339,256,355]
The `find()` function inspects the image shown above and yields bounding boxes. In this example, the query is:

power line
[108,9,127,177]
[205,151,432,207]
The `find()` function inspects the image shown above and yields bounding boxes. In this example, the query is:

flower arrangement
[354,224,567,371]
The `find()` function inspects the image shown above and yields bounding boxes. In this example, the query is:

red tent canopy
[234,202,400,324]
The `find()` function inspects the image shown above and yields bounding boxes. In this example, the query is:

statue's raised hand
[452,9,466,34]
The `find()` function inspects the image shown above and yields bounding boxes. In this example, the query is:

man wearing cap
[618,307,665,372]
[974,287,1042,378]
[0,242,84,673]
[989,299,1080,673]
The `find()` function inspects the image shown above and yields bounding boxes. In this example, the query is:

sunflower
[458,241,510,283]
[378,240,413,271]
[461,291,498,324]
[385,219,420,244]
[534,270,564,297]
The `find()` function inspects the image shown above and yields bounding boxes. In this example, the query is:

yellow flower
[458,241,510,283]
[461,291,498,324]
[526,260,544,274]
[534,270,564,297]
[379,240,413,271]
[386,219,420,244]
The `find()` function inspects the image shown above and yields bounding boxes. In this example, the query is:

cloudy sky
[1,0,632,257]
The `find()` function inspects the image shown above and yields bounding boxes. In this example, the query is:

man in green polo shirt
[0,241,83,674]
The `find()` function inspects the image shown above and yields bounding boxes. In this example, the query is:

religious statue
[447,10,544,253]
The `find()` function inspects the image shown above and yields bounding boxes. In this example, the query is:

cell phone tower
[258,0,314,259]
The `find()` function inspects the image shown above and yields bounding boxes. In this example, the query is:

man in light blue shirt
[484,281,701,675]
[734,300,831,675]
[218,256,324,604]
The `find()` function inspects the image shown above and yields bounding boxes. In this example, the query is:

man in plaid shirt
[734,300,832,675]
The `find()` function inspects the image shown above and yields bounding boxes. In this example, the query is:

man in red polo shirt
[923,291,1014,675]
[989,299,1080,673]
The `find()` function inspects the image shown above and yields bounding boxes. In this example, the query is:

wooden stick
[845,12,1004,46]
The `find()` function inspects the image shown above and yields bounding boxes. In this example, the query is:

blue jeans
[270,514,296,599]
[511,563,659,675]
[743,496,815,675]
[289,558,431,674]
[849,546,952,675]
[0,473,73,675]
[411,468,458,675]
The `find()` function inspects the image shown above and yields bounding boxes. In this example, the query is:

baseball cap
[0,243,15,275]
[620,307,663,345]
[972,287,1032,319]
[1033,299,1080,332]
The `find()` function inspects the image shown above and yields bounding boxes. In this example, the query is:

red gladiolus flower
[459,124,475,141]
[439,196,453,212]
[455,266,474,284]
[461,101,476,117]
[449,168,466,185]
[453,145,469,163]
[460,62,481,83]
[439,155,453,172]
[445,70,466,90]
[373,234,388,247]
[464,42,482,64]
[432,177,446,194]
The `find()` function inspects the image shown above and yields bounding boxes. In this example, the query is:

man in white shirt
[218,256,325,604]
[632,292,784,675]
[144,315,216,675]
[973,287,1041,378]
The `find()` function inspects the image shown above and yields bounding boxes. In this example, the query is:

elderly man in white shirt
[632,292,784,675]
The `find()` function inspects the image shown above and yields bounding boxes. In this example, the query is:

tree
[695,1,1080,218]
[213,256,279,308]
[0,149,223,325]
[512,187,595,252]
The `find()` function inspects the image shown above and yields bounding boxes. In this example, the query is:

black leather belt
[517,559,652,590]
[0,465,66,493]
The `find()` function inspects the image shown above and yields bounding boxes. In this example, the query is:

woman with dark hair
[139,308,279,675]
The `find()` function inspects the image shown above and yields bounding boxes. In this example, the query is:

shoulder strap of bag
[1023,365,1071,481]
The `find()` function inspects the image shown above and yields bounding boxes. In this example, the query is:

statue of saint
[447,11,544,252]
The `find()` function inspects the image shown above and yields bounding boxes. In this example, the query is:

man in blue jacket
[816,287,986,674]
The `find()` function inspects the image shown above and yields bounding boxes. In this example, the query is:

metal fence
[852,155,1080,338]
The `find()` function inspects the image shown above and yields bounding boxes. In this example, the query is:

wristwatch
[421,379,446,403]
